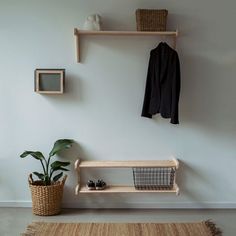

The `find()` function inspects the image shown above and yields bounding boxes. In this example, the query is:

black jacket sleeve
[141,54,153,118]
[170,52,181,124]
[141,52,161,118]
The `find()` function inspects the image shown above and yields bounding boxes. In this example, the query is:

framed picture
[34,69,65,94]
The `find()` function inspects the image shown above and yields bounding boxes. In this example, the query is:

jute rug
[21,221,222,236]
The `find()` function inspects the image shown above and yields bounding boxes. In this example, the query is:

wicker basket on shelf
[135,9,168,31]
[29,174,67,216]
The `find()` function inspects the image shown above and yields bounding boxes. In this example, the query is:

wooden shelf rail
[78,159,179,168]
[79,185,179,194]
[74,28,178,62]
[74,158,179,196]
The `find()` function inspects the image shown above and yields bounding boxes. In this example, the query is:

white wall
[1,0,236,208]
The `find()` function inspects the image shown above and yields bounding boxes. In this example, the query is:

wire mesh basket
[132,167,175,190]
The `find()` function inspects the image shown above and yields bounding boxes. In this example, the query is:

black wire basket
[132,167,175,190]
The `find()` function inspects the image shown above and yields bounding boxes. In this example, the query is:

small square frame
[34,69,65,94]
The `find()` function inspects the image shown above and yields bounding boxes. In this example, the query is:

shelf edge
[74,28,178,36]
[78,185,179,194]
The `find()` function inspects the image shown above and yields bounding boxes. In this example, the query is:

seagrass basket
[136,9,168,31]
[28,174,67,216]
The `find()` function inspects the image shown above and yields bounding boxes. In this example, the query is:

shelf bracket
[173,29,178,49]
[172,157,179,169]
[74,159,81,195]
[74,28,178,63]
[175,184,180,196]
[74,28,80,63]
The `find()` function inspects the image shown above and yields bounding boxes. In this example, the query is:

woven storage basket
[136,9,168,31]
[29,174,67,216]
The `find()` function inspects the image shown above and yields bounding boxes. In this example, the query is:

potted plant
[20,139,74,216]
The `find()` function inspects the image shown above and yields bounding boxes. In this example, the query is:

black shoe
[86,180,95,190]
[96,179,106,190]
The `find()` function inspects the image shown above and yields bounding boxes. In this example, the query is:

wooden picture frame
[34,69,65,94]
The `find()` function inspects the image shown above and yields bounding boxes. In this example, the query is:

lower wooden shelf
[78,184,179,194]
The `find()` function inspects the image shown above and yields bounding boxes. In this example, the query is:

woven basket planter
[136,9,168,31]
[29,174,67,216]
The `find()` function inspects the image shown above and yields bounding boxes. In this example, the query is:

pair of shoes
[95,179,106,190]
[86,179,106,190]
[87,180,96,190]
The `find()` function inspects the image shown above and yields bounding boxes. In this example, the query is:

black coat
[141,42,181,124]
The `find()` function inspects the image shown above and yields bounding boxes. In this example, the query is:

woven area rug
[21,221,222,236]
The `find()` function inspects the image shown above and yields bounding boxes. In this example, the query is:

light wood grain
[74,28,80,62]
[78,159,178,168]
[74,29,178,36]
[35,91,63,94]
[35,70,64,94]
[79,185,179,193]
[75,159,179,195]
[74,159,81,195]
[74,28,178,62]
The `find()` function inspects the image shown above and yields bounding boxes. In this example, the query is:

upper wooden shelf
[74,28,178,62]
[74,29,178,36]
[75,158,179,169]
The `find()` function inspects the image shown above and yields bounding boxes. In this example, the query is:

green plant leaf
[33,172,45,180]
[52,167,69,172]
[51,161,70,169]
[49,139,74,157]
[20,151,45,161]
[53,172,63,182]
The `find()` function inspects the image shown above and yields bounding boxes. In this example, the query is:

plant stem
[46,156,52,183]
[49,168,53,179]
[40,160,46,175]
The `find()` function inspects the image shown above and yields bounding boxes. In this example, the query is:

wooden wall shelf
[74,28,178,62]
[78,159,179,168]
[79,185,179,193]
[34,69,65,94]
[74,158,179,196]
